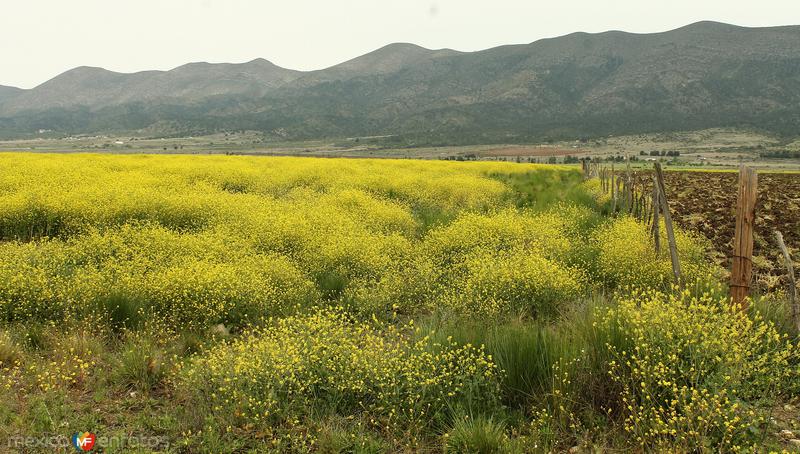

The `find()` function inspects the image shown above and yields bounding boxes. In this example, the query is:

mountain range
[1,21,799,143]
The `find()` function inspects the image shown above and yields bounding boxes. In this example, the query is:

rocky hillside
[1,21,799,143]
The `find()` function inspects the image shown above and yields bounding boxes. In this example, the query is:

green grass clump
[112,333,171,393]
[488,168,595,210]
[420,318,566,408]
[444,415,511,453]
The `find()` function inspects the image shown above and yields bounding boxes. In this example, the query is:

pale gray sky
[2,0,799,89]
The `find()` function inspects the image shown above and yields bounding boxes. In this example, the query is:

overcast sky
[2,0,799,89]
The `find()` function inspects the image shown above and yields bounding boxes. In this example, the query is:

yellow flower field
[0,153,796,452]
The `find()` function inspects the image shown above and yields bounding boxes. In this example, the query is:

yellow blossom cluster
[593,216,721,289]
[600,289,800,450]
[0,153,554,326]
[0,152,791,451]
[0,224,318,329]
[183,308,501,433]
[422,207,592,316]
[32,331,99,392]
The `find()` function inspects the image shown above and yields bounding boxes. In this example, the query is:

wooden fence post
[602,168,607,193]
[730,165,758,310]
[625,153,632,213]
[622,179,628,212]
[774,231,798,332]
[639,190,646,220]
[611,163,617,214]
[651,173,660,256]
[654,163,681,284]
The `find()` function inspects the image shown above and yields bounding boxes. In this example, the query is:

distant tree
[759,150,800,159]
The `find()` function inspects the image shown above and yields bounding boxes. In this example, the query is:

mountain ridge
[2,21,799,142]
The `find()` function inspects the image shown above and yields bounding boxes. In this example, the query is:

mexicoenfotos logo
[6,432,168,450]
[72,432,96,451]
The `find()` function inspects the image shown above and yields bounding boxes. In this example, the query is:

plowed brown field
[630,170,800,291]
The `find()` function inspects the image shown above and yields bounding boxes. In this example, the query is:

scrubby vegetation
[0,153,797,452]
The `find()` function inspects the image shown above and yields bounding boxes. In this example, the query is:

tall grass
[419,316,571,408]
[488,168,597,210]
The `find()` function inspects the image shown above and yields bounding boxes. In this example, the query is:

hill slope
[1,21,799,142]
[0,86,22,103]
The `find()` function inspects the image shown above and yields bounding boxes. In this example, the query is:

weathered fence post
[651,173,661,256]
[602,168,607,193]
[654,163,681,284]
[622,179,628,212]
[774,231,798,332]
[625,153,632,213]
[611,163,617,214]
[639,190,646,220]
[730,165,758,310]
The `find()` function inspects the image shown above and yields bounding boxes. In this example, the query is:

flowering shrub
[599,289,800,450]
[0,224,318,329]
[0,153,722,326]
[423,209,573,268]
[0,154,528,241]
[581,179,611,206]
[183,309,501,433]
[0,153,795,451]
[593,216,720,289]
[422,208,596,317]
[438,249,584,317]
